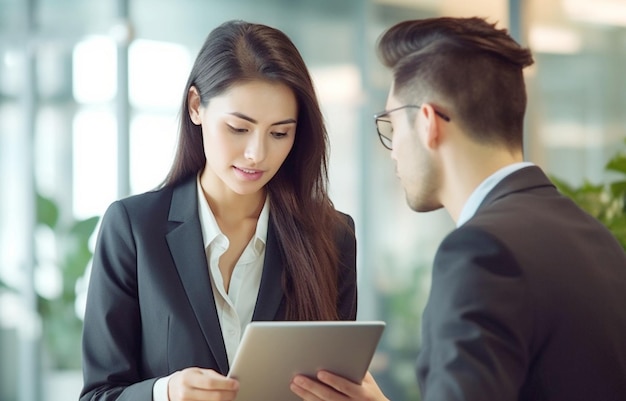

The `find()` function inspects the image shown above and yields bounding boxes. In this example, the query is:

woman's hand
[290,371,390,401]
[168,367,239,401]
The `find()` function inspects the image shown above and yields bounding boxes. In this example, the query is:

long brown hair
[377,17,534,150]
[163,20,346,320]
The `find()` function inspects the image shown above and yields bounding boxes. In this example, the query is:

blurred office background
[0,0,624,400]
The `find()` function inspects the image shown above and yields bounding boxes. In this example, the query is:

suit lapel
[252,217,286,321]
[478,165,555,211]
[165,177,229,374]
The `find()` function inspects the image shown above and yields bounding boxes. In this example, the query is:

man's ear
[188,86,202,125]
[420,103,442,150]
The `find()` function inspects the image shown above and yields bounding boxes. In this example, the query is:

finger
[361,372,377,387]
[194,369,239,391]
[322,371,389,401]
[174,387,238,401]
[169,368,239,401]
[317,371,360,396]
[291,375,348,401]
[290,378,324,401]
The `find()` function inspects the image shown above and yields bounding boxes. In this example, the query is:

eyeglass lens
[376,119,393,149]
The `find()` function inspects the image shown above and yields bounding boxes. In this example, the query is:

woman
[80,20,357,401]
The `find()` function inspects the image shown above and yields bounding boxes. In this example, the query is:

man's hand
[290,371,390,401]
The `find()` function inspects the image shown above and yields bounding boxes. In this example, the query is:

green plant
[551,139,626,250]
[36,194,99,370]
[374,258,429,401]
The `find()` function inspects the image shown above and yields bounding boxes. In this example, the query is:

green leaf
[69,216,100,240]
[609,180,626,198]
[550,176,575,196]
[606,154,626,176]
[551,176,603,197]
[33,196,100,370]
[551,140,626,251]
[63,243,93,282]
[577,180,605,194]
[606,214,626,249]
[37,193,59,229]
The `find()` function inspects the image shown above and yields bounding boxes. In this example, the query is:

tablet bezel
[227,320,385,401]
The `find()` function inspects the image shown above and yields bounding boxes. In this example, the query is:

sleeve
[79,201,158,401]
[153,375,173,401]
[336,213,357,321]
[416,226,533,401]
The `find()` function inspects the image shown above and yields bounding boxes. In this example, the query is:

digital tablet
[227,320,385,401]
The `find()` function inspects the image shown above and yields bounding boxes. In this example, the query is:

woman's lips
[233,166,264,181]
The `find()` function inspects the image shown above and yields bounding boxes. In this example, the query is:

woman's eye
[227,124,248,134]
[271,131,288,138]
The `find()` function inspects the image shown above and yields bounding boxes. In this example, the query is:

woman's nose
[244,132,266,163]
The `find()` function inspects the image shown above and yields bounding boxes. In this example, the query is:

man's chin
[406,196,443,213]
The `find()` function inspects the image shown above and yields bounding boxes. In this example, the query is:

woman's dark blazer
[79,176,357,401]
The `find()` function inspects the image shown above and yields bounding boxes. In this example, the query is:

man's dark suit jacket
[417,166,626,401]
[79,176,357,401]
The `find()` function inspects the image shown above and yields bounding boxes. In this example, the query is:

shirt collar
[456,161,534,227]
[254,197,270,253]
[196,175,269,254]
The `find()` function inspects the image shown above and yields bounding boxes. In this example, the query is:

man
[290,16,626,401]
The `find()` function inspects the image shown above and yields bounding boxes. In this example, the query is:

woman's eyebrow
[228,112,296,126]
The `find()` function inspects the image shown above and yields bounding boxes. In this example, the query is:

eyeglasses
[374,104,451,150]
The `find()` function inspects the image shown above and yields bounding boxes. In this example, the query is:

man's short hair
[377,17,534,149]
